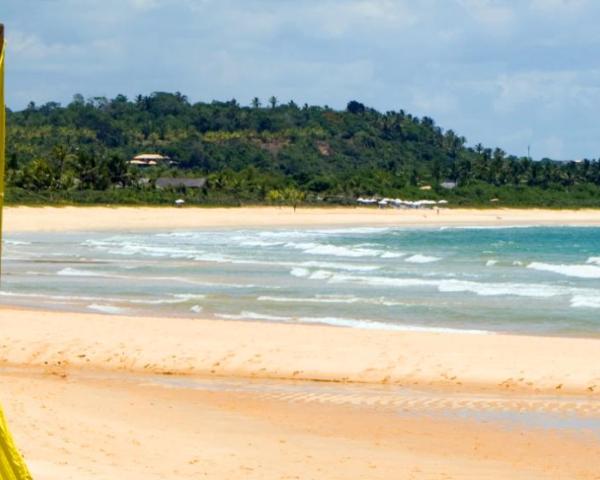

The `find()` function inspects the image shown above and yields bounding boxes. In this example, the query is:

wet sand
[3,369,600,480]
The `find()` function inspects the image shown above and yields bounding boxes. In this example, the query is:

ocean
[2,225,600,336]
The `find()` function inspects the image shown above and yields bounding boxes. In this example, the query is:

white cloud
[491,70,600,113]
[539,136,565,159]
[458,0,515,31]
[529,0,589,14]
[411,90,458,116]
[296,0,418,38]
[9,31,79,60]
[129,0,161,9]
[5,0,600,158]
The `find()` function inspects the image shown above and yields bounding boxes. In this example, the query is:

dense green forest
[5,92,600,206]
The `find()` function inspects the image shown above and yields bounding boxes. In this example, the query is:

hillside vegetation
[6,93,600,206]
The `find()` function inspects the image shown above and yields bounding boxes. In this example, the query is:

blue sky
[3,0,600,159]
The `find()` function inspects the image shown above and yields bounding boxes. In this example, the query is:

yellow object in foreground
[0,406,32,480]
[0,27,31,480]
[0,27,5,261]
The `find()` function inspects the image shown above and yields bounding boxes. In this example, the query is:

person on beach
[0,405,33,479]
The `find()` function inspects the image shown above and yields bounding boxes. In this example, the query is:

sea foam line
[257,295,406,307]
[586,257,600,266]
[0,290,206,306]
[405,254,441,264]
[570,295,600,309]
[87,304,128,315]
[527,262,600,279]
[310,270,591,299]
[215,311,488,334]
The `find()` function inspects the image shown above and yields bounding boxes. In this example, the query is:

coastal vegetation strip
[6,94,600,206]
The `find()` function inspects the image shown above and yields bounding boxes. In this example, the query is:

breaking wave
[405,254,441,264]
[571,295,600,309]
[216,311,488,334]
[527,262,600,279]
[87,304,128,315]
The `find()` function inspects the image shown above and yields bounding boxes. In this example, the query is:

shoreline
[2,306,600,397]
[4,206,600,478]
[9,302,600,340]
[5,205,600,232]
[4,306,600,478]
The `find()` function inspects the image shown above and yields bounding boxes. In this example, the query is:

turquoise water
[2,226,600,336]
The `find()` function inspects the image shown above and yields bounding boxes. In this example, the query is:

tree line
[5,92,600,206]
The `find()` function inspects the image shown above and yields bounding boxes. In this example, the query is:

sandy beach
[3,206,600,479]
[2,307,600,396]
[2,307,600,479]
[5,205,600,232]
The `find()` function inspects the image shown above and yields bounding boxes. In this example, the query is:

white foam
[216,311,292,322]
[405,254,441,264]
[257,295,407,307]
[307,227,391,235]
[290,242,382,258]
[154,232,197,239]
[297,316,488,334]
[239,240,284,247]
[437,279,563,298]
[193,253,234,263]
[381,252,405,259]
[216,311,488,334]
[527,262,600,279]
[0,290,192,307]
[257,227,390,238]
[173,294,207,301]
[486,260,498,267]
[84,239,204,260]
[255,230,322,240]
[308,270,334,280]
[4,240,31,246]
[57,268,110,277]
[326,272,433,289]
[190,305,204,313]
[290,267,310,278]
[0,290,109,302]
[258,295,359,304]
[299,261,380,272]
[440,225,537,230]
[87,304,127,315]
[323,272,571,299]
[571,295,600,309]
[586,257,600,266]
[129,294,206,305]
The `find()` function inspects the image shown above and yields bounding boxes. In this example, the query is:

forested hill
[6,92,600,206]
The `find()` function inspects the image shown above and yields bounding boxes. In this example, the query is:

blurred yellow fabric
[0,33,5,241]
[0,33,32,480]
[0,406,33,480]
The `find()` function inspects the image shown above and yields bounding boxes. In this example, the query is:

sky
[3,0,600,160]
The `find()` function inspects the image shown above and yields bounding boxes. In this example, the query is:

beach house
[155,177,207,190]
[129,153,170,167]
